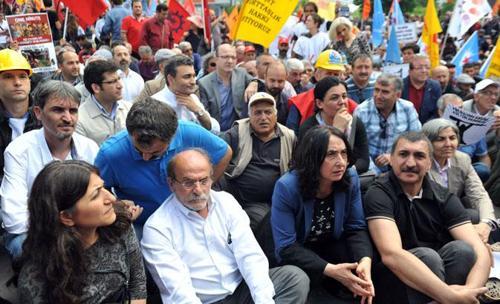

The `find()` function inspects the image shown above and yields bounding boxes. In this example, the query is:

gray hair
[138,45,152,56]
[391,131,434,155]
[422,118,460,143]
[32,80,81,109]
[329,17,353,41]
[178,41,192,51]
[436,93,462,113]
[376,73,403,92]
[126,97,178,146]
[285,58,304,73]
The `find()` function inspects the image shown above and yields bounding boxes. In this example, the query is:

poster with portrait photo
[6,12,57,73]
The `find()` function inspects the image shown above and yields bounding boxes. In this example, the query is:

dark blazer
[402,77,441,124]
[198,67,254,122]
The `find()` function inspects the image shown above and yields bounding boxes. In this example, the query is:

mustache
[401,167,419,174]
[187,193,209,203]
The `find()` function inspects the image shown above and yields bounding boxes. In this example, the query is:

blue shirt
[346,74,377,104]
[458,138,488,159]
[102,5,130,42]
[354,97,421,170]
[94,121,229,224]
[216,74,236,131]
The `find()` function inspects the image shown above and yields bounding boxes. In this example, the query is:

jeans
[373,240,476,304]
[3,232,26,259]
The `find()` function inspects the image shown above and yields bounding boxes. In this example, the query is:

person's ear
[59,210,75,227]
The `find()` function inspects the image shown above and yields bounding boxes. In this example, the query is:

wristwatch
[196,109,205,117]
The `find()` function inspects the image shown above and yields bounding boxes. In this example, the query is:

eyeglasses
[101,78,121,85]
[379,119,388,139]
[173,177,211,189]
[479,90,499,98]
[413,66,430,71]
[219,55,236,60]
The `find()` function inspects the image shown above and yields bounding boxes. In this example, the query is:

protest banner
[486,37,500,79]
[382,64,409,79]
[233,0,299,47]
[443,104,495,145]
[395,23,417,44]
[6,13,57,73]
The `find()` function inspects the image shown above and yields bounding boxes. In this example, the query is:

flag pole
[62,7,69,41]
[439,29,449,60]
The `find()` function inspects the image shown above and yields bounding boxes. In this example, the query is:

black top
[222,126,281,207]
[298,114,370,174]
[364,171,470,251]
[306,197,335,243]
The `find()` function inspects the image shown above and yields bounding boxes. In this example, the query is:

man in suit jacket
[402,55,441,124]
[198,44,255,131]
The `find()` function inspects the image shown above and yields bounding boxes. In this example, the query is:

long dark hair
[292,126,354,199]
[19,160,130,303]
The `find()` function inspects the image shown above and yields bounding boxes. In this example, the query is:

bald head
[431,65,450,89]
[265,61,287,97]
[168,149,213,180]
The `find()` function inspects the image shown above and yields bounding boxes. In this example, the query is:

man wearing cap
[244,45,256,62]
[221,92,296,230]
[454,74,476,100]
[402,55,442,124]
[152,55,219,133]
[286,49,357,135]
[134,48,175,102]
[0,49,41,179]
[277,37,290,60]
[463,79,500,166]
[198,44,256,131]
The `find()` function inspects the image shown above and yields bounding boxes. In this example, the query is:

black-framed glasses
[173,177,211,190]
[101,78,121,85]
[379,119,388,139]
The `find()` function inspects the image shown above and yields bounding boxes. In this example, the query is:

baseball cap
[456,74,475,85]
[315,49,346,71]
[474,79,499,93]
[244,45,256,53]
[248,92,276,109]
[278,37,289,45]
[154,49,176,64]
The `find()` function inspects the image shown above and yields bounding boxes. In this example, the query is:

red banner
[167,0,191,44]
[60,0,107,28]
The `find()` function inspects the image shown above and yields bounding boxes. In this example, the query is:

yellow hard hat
[0,49,32,76]
[315,49,346,72]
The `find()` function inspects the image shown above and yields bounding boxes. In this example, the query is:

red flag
[60,0,107,28]
[167,0,191,44]
[362,0,371,21]
[202,0,211,44]
[184,0,196,16]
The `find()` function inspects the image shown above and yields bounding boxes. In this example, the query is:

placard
[382,64,409,79]
[443,104,495,145]
[395,22,417,44]
[6,13,57,73]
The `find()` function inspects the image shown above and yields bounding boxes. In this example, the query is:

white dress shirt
[119,69,145,102]
[152,85,220,134]
[141,190,275,304]
[0,129,99,234]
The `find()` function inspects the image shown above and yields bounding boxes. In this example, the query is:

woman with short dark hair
[271,126,374,302]
[17,160,147,303]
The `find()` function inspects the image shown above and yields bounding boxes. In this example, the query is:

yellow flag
[227,6,240,39]
[313,0,336,21]
[486,38,500,78]
[421,0,442,68]
[233,0,299,47]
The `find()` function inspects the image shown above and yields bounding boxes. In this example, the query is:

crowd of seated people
[0,1,499,302]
